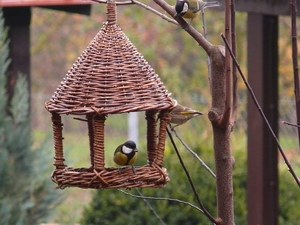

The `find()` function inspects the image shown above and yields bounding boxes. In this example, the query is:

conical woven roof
[45,2,175,115]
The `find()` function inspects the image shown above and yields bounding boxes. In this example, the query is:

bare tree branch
[131,0,178,25]
[230,0,238,129]
[89,0,133,5]
[221,0,232,128]
[117,189,204,213]
[135,188,166,225]
[221,34,300,188]
[201,10,213,93]
[152,0,213,53]
[206,19,234,225]
[167,128,218,224]
[170,127,216,178]
[290,0,300,148]
[282,120,300,128]
[89,0,178,25]
[201,10,208,39]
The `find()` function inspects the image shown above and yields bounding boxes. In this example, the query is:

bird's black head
[123,140,137,151]
[175,0,189,16]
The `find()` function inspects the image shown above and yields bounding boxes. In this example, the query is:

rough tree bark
[152,1,235,224]
[208,46,234,225]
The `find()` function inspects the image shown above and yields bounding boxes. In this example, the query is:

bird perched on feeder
[169,104,203,129]
[113,140,138,173]
[174,0,220,23]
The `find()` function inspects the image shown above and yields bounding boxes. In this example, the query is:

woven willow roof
[45,2,175,115]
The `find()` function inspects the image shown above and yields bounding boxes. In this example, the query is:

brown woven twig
[51,165,170,189]
[107,0,117,25]
[46,1,175,189]
[51,113,66,169]
[87,114,95,167]
[156,110,171,167]
[93,115,106,170]
[146,110,158,165]
[45,1,174,116]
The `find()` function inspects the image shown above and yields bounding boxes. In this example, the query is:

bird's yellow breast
[127,153,137,165]
[113,152,128,166]
[182,10,200,19]
[113,151,137,166]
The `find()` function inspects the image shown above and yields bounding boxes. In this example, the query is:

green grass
[279,135,299,151]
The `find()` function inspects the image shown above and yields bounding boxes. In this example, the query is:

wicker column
[156,110,170,167]
[51,113,66,169]
[87,114,95,168]
[145,110,158,165]
[93,115,106,170]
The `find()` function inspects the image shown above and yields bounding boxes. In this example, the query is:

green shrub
[81,141,300,224]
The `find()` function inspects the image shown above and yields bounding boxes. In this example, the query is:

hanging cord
[134,188,166,225]
[167,128,217,224]
[170,127,216,178]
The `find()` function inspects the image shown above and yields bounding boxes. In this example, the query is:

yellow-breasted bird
[113,140,138,173]
[169,104,203,129]
[175,0,220,23]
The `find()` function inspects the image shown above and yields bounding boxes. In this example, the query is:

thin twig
[167,128,217,224]
[153,0,213,53]
[282,120,300,128]
[221,33,300,188]
[73,117,88,122]
[131,0,178,25]
[135,188,166,225]
[90,0,133,5]
[290,0,300,148]
[170,128,216,178]
[220,0,232,128]
[230,0,238,129]
[117,189,204,213]
[90,0,178,25]
[202,9,212,94]
[201,10,208,39]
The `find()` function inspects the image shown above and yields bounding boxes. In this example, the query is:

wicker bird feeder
[45,1,176,189]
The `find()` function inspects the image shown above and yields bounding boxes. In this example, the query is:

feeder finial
[106,0,117,25]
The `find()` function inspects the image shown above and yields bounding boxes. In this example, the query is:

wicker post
[156,110,170,167]
[87,114,95,168]
[145,110,158,166]
[93,115,106,170]
[51,113,66,169]
[106,0,116,26]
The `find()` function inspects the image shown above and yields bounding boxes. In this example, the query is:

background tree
[0,9,62,225]
[81,144,300,224]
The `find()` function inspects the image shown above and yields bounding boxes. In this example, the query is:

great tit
[175,0,220,22]
[113,140,138,173]
[169,104,203,129]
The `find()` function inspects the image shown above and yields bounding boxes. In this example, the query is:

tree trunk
[209,45,235,225]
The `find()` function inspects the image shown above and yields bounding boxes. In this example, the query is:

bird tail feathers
[200,1,221,10]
